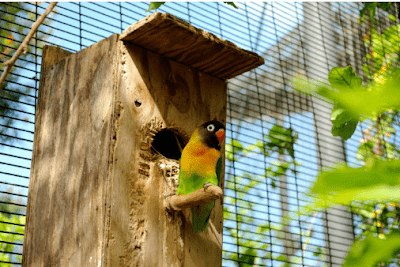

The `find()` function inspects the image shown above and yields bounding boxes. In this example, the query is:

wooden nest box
[23,12,264,267]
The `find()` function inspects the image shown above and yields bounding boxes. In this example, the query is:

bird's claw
[203,182,212,191]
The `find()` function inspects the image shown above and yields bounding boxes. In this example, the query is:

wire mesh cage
[1,2,400,266]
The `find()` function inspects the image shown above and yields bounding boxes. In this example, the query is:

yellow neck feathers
[180,129,221,177]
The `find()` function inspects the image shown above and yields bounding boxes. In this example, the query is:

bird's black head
[198,120,225,151]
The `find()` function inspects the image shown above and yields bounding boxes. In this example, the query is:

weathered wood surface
[120,12,264,80]
[40,45,73,72]
[120,41,226,267]
[23,34,120,266]
[24,39,226,267]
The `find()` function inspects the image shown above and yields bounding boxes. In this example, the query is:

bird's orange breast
[180,130,221,177]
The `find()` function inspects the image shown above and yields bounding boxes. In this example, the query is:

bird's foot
[203,182,213,191]
[164,192,176,198]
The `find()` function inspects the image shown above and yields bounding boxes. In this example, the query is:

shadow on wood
[23,12,264,267]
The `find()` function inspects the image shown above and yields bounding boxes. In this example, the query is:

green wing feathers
[191,201,215,233]
[190,156,223,233]
[177,156,223,233]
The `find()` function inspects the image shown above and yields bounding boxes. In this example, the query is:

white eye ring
[207,124,215,132]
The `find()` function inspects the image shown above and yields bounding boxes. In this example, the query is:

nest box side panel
[23,34,119,267]
[119,42,226,267]
[123,42,226,133]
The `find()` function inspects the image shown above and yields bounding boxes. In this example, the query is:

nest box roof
[120,12,264,80]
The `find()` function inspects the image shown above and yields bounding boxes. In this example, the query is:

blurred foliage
[344,230,400,267]
[292,66,400,139]
[306,160,400,208]
[146,2,165,12]
[293,2,400,266]
[0,189,25,264]
[223,124,318,266]
[0,2,54,144]
[360,2,393,23]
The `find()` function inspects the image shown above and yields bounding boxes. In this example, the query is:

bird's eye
[207,124,215,132]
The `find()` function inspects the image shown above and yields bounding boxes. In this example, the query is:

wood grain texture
[121,41,226,267]
[24,38,226,267]
[23,34,120,267]
[120,12,264,80]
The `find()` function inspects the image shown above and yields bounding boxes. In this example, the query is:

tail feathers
[191,201,215,234]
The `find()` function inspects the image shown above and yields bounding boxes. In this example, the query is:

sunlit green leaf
[276,255,288,263]
[331,104,359,140]
[359,209,375,219]
[294,68,400,119]
[331,118,358,140]
[231,139,244,152]
[328,66,362,91]
[146,2,165,12]
[344,230,400,267]
[309,159,400,208]
[291,75,330,95]
[225,139,244,162]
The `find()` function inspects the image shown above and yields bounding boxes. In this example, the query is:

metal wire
[0,2,399,266]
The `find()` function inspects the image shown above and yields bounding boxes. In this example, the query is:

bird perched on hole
[176,120,225,233]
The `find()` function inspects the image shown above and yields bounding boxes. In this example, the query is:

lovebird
[176,120,225,233]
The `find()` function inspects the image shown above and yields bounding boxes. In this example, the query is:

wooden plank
[120,12,264,80]
[23,34,120,267]
[40,45,73,70]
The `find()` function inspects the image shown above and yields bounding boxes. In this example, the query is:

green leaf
[231,139,243,152]
[330,104,359,140]
[329,103,358,140]
[328,66,362,91]
[360,2,378,21]
[146,2,165,12]
[359,209,374,219]
[331,118,358,140]
[267,125,296,156]
[377,2,393,11]
[389,14,396,21]
[224,2,238,9]
[276,255,288,263]
[356,141,374,162]
[359,5,368,19]
[331,104,351,125]
[309,159,400,208]
[238,248,257,267]
[294,68,400,119]
[344,230,400,267]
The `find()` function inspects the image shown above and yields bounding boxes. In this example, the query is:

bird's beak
[215,129,225,145]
